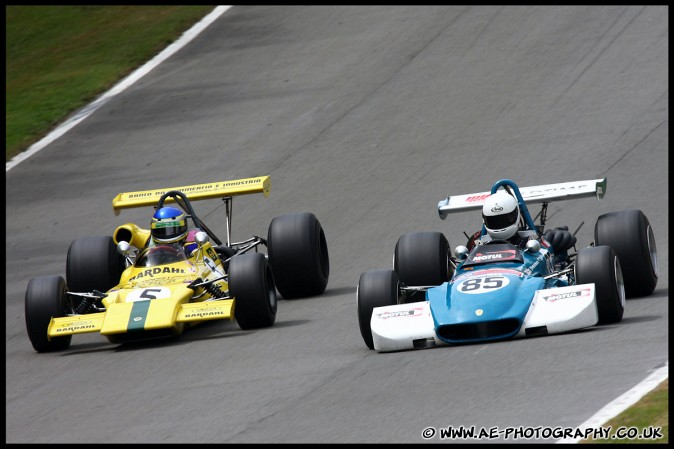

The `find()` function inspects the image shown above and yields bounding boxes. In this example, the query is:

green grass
[6,5,215,161]
[582,379,668,444]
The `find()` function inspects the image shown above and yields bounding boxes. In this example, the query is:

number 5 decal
[126,287,172,302]
[457,276,509,294]
[140,288,163,299]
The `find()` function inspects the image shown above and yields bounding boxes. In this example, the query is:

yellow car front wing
[48,299,235,338]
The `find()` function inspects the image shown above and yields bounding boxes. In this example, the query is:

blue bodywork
[427,179,568,344]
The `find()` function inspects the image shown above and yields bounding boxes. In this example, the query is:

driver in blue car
[470,189,576,268]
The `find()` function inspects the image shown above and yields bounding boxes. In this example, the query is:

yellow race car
[25,176,330,352]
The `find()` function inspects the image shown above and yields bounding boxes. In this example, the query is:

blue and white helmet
[151,207,188,244]
[482,189,521,240]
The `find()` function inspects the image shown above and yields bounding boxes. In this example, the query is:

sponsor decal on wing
[540,287,592,302]
[375,307,425,319]
[465,194,491,203]
[54,321,97,333]
[183,306,228,319]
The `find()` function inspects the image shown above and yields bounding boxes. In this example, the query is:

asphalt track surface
[5,6,668,444]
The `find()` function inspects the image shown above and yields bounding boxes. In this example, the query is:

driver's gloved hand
[543,226,576,253]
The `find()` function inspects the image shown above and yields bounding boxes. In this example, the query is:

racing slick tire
[594,209,658,297]
[25,276,72,352]
[267,212,330,299]
[575,246,626,325]
[229,252,277,330]
[394,231,452,287]
[357,269,401,350]
[66,236,125,298]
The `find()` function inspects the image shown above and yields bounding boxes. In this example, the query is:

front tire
[594,209,658,297]
[394,231,451,286]
[25,276,72,352]
[66,236,125,293]
[575,246,625,324]
[357,270,401,350]
[267,212,330,299]
[229,253,277,330]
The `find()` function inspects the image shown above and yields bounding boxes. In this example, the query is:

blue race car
[357,178,658,352]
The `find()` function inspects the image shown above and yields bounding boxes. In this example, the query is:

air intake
[436,318,521,343]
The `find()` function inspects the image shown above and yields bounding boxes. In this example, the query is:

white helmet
[482,189,521,240]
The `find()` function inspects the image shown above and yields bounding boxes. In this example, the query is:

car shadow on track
[59,321,250,355]
[279,285,356,301]
[59,314,318,355]
[626,287,669,301]
[619,314,663,325]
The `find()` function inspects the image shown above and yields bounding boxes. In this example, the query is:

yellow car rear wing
[112,176,270,215]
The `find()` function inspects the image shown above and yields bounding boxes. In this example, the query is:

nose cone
[427,272,545,342]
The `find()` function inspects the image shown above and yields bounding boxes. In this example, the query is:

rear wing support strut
[222,196,232,247]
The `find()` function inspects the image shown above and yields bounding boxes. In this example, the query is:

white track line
[556,361,668,443]
[6,5,233,172]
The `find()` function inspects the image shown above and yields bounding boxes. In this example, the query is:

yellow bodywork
[45,176,274,344]
[47,176,272,343]
[112,223,151,248]
[47,240,234,340]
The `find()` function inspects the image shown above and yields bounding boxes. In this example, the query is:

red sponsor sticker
[465,194,491,203]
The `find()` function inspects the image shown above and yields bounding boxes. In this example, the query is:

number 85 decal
[456,276,509,294]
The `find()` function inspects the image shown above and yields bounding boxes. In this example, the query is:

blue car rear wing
[438,178,606,219]
[437,178,607,234]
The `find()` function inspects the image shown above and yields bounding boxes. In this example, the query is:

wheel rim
[614,256,626,310]
[647,225,658,277]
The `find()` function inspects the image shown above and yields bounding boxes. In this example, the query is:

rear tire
[357,270,401,350]
[594,209,658,297]
[25,276,72,352]
[267,212,330,299]
[66,236,125,293]
[575,246,625,324]
[394,231,451,286]
[229,253,277,330]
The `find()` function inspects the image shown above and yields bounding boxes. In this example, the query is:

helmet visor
[483,209,519,230]
[152,219,187,241]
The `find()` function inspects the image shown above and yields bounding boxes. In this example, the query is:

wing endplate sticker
[540,287,592,302]
[48,313,105,337]
[374,307,425,320]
